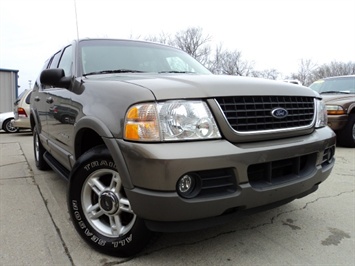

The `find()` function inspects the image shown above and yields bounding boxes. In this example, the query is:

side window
[49,51,62,69]
[58,45,73,76]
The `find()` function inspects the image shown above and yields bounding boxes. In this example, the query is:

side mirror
[40,69,71,89]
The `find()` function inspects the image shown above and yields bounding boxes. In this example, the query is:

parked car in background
[309,75,355,147]
[0,112,18,133]
[12,89,32,131]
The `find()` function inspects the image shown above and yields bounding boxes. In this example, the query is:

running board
[44,152,70,181]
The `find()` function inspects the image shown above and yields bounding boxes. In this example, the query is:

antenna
[73,0,80,40]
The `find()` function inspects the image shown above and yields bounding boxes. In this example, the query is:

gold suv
[310,75,355,147]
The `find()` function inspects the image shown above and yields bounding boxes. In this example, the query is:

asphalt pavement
[0,130,354,266]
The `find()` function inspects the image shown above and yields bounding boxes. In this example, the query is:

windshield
[79,40,211,76]
[309,76,355,94]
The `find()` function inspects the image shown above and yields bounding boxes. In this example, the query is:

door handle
[46,97,54,104]
[34,96,40,102]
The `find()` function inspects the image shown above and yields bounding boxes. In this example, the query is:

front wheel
[68,145,152,257]
[33,126,49,170]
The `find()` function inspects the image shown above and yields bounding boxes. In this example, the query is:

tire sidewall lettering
[83,160,116,171]
[112,234,133,247]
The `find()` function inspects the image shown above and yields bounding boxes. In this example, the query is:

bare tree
[290,60,355,86]
[173,27,212,65]
[312,61,355,81]
[251,69,280,80]
[289,59,317,86]
[206,43,224,74]
[217,50,254,76]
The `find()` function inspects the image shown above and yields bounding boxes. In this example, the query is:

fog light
[179,175,194,193]
[177,174,200,198]
[327,146,335,163]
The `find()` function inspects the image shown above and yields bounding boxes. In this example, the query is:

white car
[0,112,19,133]
[13,89,32,130]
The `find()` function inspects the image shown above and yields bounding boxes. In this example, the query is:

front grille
[216,96,314,132]
[247,153,316,188]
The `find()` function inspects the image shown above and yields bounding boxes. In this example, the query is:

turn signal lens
[125,124,139,140]
[124,104,160,141]
[326,105,346,115]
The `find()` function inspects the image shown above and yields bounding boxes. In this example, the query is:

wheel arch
[73,116,133,189]
[30,108,40,132]
[348,102,355,114]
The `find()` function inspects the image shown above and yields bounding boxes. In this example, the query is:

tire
[337,114,355,148]
[68,145,152,257]
[3,119,19,133]
[33,126,50,170]
[60,115,69,124]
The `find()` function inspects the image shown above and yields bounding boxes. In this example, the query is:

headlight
[326,105,346,115]
[124,100,221,141]
[315,99,328,128]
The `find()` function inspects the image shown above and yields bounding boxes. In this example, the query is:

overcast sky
[1,0,354,93]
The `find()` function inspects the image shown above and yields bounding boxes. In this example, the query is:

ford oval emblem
[271,108,288,119]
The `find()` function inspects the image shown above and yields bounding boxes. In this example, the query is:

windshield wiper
[158,70,195,74]
[320,91,350,94]
[84,69,146,76]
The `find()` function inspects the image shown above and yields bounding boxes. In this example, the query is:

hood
[321,94,355,105]
[86,73,317,100]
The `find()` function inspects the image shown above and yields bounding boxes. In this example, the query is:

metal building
[0,68,19,113]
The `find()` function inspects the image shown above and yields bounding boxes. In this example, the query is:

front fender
[73,116,133,189]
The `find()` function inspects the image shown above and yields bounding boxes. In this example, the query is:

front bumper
[327,115,348,131]
[12,118,30,129]
[118,127,336,224]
